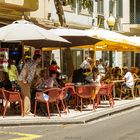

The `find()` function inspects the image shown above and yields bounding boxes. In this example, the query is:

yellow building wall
[0,0,38,11]
[0,0,39,22]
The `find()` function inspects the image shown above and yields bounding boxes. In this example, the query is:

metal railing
[130,12,140,24]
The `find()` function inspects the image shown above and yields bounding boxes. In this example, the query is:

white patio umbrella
[84,27,129,43]
[129,37,140,47]
[49,28,100,47]
[0,19,69,44]
[24,28,100,48]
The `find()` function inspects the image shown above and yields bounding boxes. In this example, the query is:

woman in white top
[92,67,102,99]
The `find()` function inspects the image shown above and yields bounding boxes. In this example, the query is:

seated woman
[46,70,61,88]
[91,67,102,100]
[49,60,60,77]
[33,70,61,115]
[113,67,122,79]
[0,71,12,90]
[131,67,139,79]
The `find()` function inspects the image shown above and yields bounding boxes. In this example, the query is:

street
[0,107,140,140]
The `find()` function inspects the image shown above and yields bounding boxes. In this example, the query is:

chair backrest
[45,88,62,102]
[98,83,114,95]
[1,89,22,102]
[59,86,69,100]
[65,83,76,95]
[77,85,94,97]
[107,83,114,94]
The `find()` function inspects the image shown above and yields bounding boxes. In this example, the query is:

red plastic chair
[58,86,72,113]
[0,88,4,113]
[1,88,23,117]
[76,85,95,112]
[34,88,62,119]
[96,83,114,109]
[65,83,77,110]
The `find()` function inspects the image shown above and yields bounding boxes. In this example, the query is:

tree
[54,0,66,27]
[54,0,93,80]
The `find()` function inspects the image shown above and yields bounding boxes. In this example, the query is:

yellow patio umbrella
[74,40,140,52]
[42,47,59,51]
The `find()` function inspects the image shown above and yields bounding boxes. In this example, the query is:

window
[109,0,113,14]
[97,0,104,15]
[78,0,93,15]
[61,0,76,12]
[97,15,104,28]
[116,0,123,18]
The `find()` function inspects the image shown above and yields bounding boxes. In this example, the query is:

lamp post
[107,13,116,67]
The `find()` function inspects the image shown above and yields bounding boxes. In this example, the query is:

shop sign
[0,48,9,71]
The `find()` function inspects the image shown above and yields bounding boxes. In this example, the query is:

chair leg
[46,101,50,119]
[56,101,61,117]
[74,95,77,110]
[64,99,70,113]
[20,101,24,117]
[3,101,9,118]
[92,99,95,111]
[0,99,3,113]
[95,95,100,109]
[131,89,135,99]
[34,100,37,117]
[75,96,79,111]
[61,100,67,114]
[80,98,82,112]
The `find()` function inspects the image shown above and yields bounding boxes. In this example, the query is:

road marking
[0,131,42,140]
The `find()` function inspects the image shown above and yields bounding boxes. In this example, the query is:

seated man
[122,67,134,89]
[120,67,135,99]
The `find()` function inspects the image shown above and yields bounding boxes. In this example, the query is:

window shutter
[116,0,123,17]
[109,0,113,13]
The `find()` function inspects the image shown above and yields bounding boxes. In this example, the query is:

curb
[0,99,140,127]
[83,100,140,123]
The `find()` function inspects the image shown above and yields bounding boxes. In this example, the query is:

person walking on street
[18,54,41,115]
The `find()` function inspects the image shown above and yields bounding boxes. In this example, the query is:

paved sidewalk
[0,97,140,126]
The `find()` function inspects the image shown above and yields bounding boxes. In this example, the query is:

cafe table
[111,79,125,99]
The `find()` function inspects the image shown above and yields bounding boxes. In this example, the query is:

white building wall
[31,0,49,19]
[120,0,130,32]
[49,0,93,27]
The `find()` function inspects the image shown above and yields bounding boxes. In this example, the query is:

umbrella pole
[115,50,118,67]
[60,47,62,79]
[94,45,96,66]
[134,49,136,67]
[22,42,24,61]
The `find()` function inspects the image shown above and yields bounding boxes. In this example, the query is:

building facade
[0,0,139,70]
[0,0,39,65]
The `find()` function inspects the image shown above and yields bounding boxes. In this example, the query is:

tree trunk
[65,48,74,80]
[54,0,66,27]
[54,0,74,80]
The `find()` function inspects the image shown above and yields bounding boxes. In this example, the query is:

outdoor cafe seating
[0,88,23,117]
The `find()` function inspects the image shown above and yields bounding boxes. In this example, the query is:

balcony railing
[130,12,140,24]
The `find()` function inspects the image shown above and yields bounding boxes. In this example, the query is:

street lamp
[107,12,116,31]
[107,12,116,67]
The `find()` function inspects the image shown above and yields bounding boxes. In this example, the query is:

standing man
[80,57,91,72]
[18,54,41,115]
